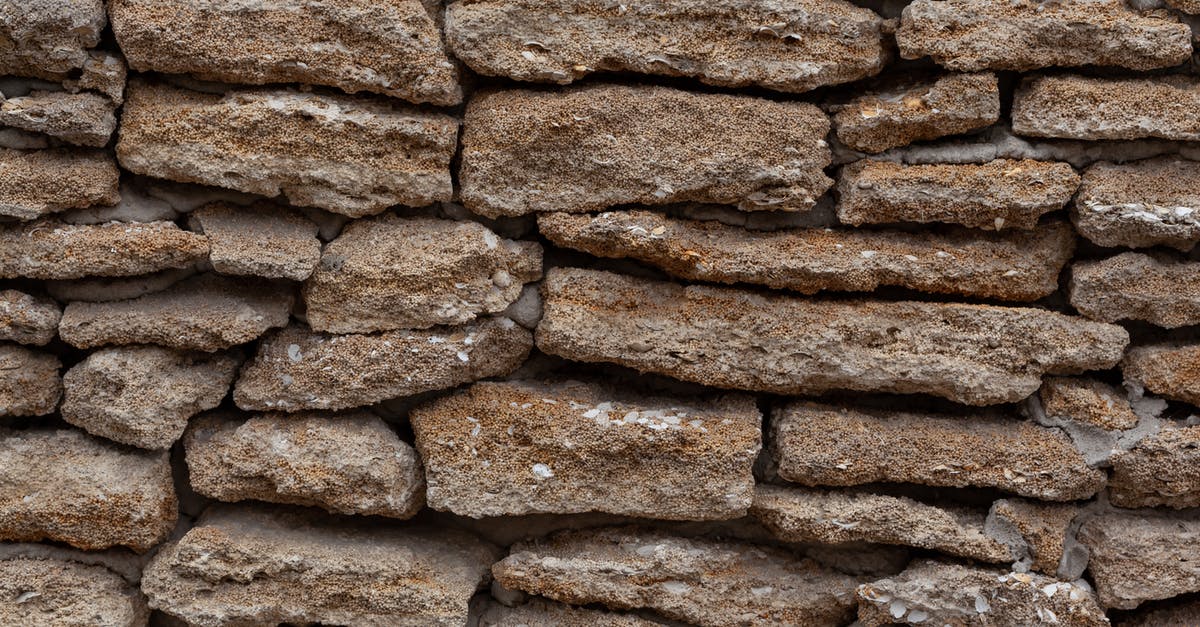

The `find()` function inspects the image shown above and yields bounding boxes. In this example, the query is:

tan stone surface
[1123,342,1200,407]
[1070,253,1200,328]
[0,0,107,79]
[0,91,116,147]
[45,268,195,303]
[0,290,60,346]
[985,499,1081,577]
[1014,75,1200,141]
[189,202,321,281]
[1040,376,1139,431]
[0,557,149,627]
[64,51,127,104]
[0,345,60,417]
[0,219,208,280]
[1074,158,1200,251]
[1109,426,1200,509]
[475,597,660,627]
[1079,512,1200,610]
[0,149,119,220]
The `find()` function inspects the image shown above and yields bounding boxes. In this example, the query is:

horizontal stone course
[1074,158,1200,251]
[1014,75,1200,141]
[0,149,119,221]
[1069,253,1200,328]
[0,219,208,280]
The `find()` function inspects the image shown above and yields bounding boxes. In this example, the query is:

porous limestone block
[0,91,117,147]
[0,0,107,80]
[0,557,149,627]
[189,202,321,281]
[1122,342,1200,407]
[1070,253,1200,328]
[0,290,60,346]
[1013,75,1200,141]
[1039,376,1139,432]
[1079,512,1200,610]
[0,219,208,280]
[984,499,1083,578]
[0,345,60,417]
[1108,426,1200,509]
[1073,158,1200,251]
[0,149,119,220]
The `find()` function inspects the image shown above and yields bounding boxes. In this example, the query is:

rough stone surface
[1116,599,1200,626]
[985,499,1082,578]
[61,346,241,450]
[1013,75,1200,141]
[1122,342,1200,407]
[474,597,660,627]
[1070,253,1200,328]
[0,219,208,280]
[0,91,116,149]
[45,268,195,303]
[0,0,107,79]
[1108,426,1200,509]
[1074,158,1200,251]
[304,215,542,333]
[460,84,832,217]
[189,202,321,281]
[117,81,458,217]
[0,345,61,417]
[0,149,119,220]
[0,290,60,346]
[64,51,127,104]
[1040,376,1139,432]
[1079,512,1200,610]
[537,267,1128,406]
[837,158,1080,230]
[0,557,149,627]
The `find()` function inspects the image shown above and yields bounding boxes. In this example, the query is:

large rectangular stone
[1074,158,1200,251]
[0,219,208,280]
[1013,74,1200,141]
[1069,253,1200,328]
[0,149,119,221]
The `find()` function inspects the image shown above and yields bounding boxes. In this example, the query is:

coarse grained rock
[1079,511,1200,610]
[0,345,61,417]
[45,268,195,303]
[1039,376,1139,432]
[0,148,119,220]
[0,0,107,80]
[474,597,661,627]
[304,215,543,333]
[410,379,760,519]
[537,267,1128,406]
[0,219,208,280]
[108,0,461,106]
[837,158,1079,230]
[59,273,293,352]
[445,0,886,93]
[1123,342,1200,407]
[117,81,458,217]
[833,72,999,154]
[1013,75,1200,141]
[770,402,1105,501]
[64,51,128,104]
[142,504,498,626]
[896,0,1191,71]
[0,290,60,346]
[234,317,532,411]
[0,428,176,551]
[189,202,321,281]
[0,557,149,627]
[539,210,1073,301]
[857,560,1108,626]
[493,526,861,627]
[61,346,241,450]
[0,91,116,147]
[1069,253,1200,328]
[460,84,832,217]
[184,411,425,519]
[1073,158,1200,251]
[985,499,1083,578]
[1108,426,1200,509]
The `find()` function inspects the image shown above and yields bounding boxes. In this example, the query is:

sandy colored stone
[109,0,460,106]
[0,428,176,551]
[460,84,831,217]
[1013,74,1200,141]
[117,81,457,217]
[0,557,148,627]
[985,499,1081,578]
[493,526,861,627]
[896,0,1191,71]
[538,267,1127,406]
[0,219,208,280]
[411,379,760,519]
[475,597,660,627]
[0,148,119,220]
[184,411,425,519]
[189,202,321,281]
[142,504,497,626]
[446,0,886,93]
[1070,253,1200,328]
[1039,376,1138,432]
[834,72,999,154]
[837,158,1079,230]
[59,273,293,352]
[539,210,1073,301]
[234,317,532,411]
[1123,342,1200,408]
[0,0,107,80]
[0,91,116,147]
[64,51,127,104]
[1108,426,1200,509]
[1074,158,1200,251]
[304,215,543,333]
[61,346,241,450]
[0,345,60,417]
[45,268,195,303]
[771,402,1105,501]
[0,290,60,346]
[1079,511,1200,610]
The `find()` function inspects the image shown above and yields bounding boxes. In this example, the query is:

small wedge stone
[475,597,660,627]
[0,345,60,417]
[1074,158,1200,251]
[1079,512,1200,610]
[1070,253,1200,328]
[0,149,119,220]
[0,91,116,147]
[64,51,127,104]
[1013,75,1200,141]
[189,202,321,281]
[0,219,208,280]
[0,557,149,627]
[0,290,60,346]
[1108,426,1200,509]
[0,0,107,79]
[1123,342,1200,407]
[1039,377,1139,432]
[984,499,1082,578]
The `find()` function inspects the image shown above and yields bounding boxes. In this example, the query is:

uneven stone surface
[304,215,542,333]
[1013,75,1200,141]
[0,91,116,147]
[1116,599,1200,626]
[61,346,241,450]
[460,84,832,217]
[189,202,321,281]
[1108,426,1200,509]
[0,428,176,551]
[837,158,1080,230]
[1074,158,1200,251]
[64,51,127,104]
[185,411,425,519]
[0,148,119,220]
[0,345,61,417]
[1122,342,1200,407]
[1079,512,1200,610]
[539,210,1073,301]
[1070,253,1200,328]
[985,499,1082,578]
[142,505,497,626]
[234,317,532,411]
[0,0,107,79]
[1040,376,1139,432]
[0,290,60,346]
[109,0,461,106]
[0,219,208,280]
[117,81,458,217]
[493,526,861,627]
[474,597,660,627]
[538,268,1128,405]
[445,0,886,93]
[0,557,149,627]
[45,268,195,303]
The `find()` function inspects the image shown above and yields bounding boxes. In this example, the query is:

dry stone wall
[1,0,1200,625]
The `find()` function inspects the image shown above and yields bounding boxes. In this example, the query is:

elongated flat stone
[1039,376,1138,432]
[460,84,831,217]
[143,505,497,626]
[0,0,107,79]
[1069,253,1200,328]
[837,159,1079,230]
[189,202,321,281]
[117,82,458,217]
[475,598,659,627]
[537,268,1127,405]
[0,219,208,280]
[1108,426,1200,509]
[0,345,60,417]
[0,91,116,147]
[0,149,119,220]
[1123,342,1200,407]
[539,210,1072,301]
[770,402,1105,501]
[1074,158,1200,251]
[0,290,60,346]
[46,268,194,303]
[109,0,461,106]
[234,317,532,411]
[1014,75,1200,141]
[493,526,861,627]
[1079,512,1200,610]
[0,557,148,626]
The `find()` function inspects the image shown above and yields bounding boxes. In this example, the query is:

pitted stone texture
[1108,426,1200,509]
[460,84,832,217]
[61,346,241,450]
[0,149,119,220]
[185,411,425,519]
[1123,342,1200,407]
[0,346,60,417]
[117,81,457,217]
[304,215,543,333]
[0,0,107,80]
[109,0,461,106]
[837,159,1079,230]
[771,402,1105,501]
[410,379,760,519]
[1040,376,1139,432]
[65,51,128,104]
[1079,512,1200,610]
[59,273,294,352]
[0,219,208,280]
[896,0,1191,71]
[493,526,861,627]
[234,317,532,412]
[0,557,149,627]
[537,268,1128,406]
[539,210,1073,301]
[0,428,176,551]
[1013,75,1200,141]
[0,290,60,346]
[1074,158,1200,251]
[1070,253,1200,328]
[189,202,321,281]
[475,598,660,627]
[0,91,116,147]
[142,505,497,627]
[45,268,195,303]
[445,0,886,93]
[985,499,1081,578]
